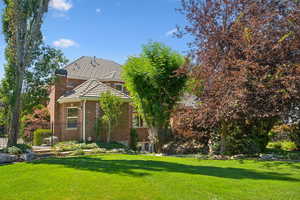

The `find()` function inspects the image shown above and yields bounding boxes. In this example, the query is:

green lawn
[0,154,300,200]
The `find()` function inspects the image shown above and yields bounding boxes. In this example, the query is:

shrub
[267,142,282,150]
[15,144,32,153]
[54,141,79,152]
[287,152,300,160]
[96,142,126,150]
[267,141,297,151]
[269,124,300,148]
[90,148,106,154]
[71,149,85,156]
[33,129,52,146]
[281,141,297,151]
[7,146,23,155]
[78,143,98,149]
[129,128,138,151]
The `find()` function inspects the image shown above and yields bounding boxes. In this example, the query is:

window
[132,113,146,128]
[115,84,123,92]
[66,107,78,129]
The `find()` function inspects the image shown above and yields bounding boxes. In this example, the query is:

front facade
[48,56,148,146]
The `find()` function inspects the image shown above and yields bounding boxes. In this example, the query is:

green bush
[129,128,138,151]
[287,152,300,160]
[90,148,106,154]
[267,141,297,151]
[71,149,85,156]
[54,141,127,152]
[33,129,52,146]
[7,146,23,155]
[54,141,79,152]
[96,142,126,150]
[15,144,32,153]
[281,141,297,151]
[78,143,98,149]
[267,142,282,150]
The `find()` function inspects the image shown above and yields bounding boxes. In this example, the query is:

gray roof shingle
[58,79,130,103]
[64,56,122,81]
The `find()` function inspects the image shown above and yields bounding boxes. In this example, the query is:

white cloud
[53,39,78,48]
[165,28,178,37]
[49,0,72,11]
[96,8,101,13]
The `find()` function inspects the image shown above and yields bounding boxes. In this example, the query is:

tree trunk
[106,121,111,143]
[7,67,24,147]
[148,126,164,153]
[220,133,226,154]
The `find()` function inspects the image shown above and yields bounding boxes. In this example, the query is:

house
[48,56,149,146]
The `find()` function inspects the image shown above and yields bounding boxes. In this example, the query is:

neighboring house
[48,56,149,146]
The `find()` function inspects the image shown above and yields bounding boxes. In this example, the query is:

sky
[0,0,191,78]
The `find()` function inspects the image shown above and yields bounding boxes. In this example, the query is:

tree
[22,46,68,114]
[99,91,123,143]
[22,104,50,143]
[122,42,187,152]
[178,0,300,154]
[2,0,50,146]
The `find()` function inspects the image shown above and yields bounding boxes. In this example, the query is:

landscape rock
[259,153,277,160]
[0,153,18,164]
[20,152,36,161]
[231,154,248,159]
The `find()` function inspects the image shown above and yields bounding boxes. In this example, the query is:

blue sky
[0,0,190,78]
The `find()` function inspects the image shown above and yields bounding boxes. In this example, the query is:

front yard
[0,154,299,200]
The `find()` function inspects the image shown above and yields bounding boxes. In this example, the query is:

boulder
[0,153,18,164]
[259,153,277,160]
[20,152,36,162]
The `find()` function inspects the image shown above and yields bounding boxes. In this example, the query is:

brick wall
[85,101,131,143]
[48,75,143,143]
[136,128,149,142]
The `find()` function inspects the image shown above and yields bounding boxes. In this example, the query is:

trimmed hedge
[33,129,52,146]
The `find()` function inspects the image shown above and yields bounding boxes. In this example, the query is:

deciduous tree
[122,42,187,152]
[178,0,300,154]
[2,0,50,146]
[99,91,123,143]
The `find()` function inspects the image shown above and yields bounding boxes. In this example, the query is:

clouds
[165,28,178,37]
[49,0,72,11]
[53,39,79,48]
[96,8,101,14]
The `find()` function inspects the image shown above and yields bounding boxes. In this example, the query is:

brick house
[48,56,149,146]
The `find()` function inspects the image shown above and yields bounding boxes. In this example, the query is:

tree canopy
[2,0,50,146]
[122,42,187,152]
[178,0,300,154]
[99,91,123,142]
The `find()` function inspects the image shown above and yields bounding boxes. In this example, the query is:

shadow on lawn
[30,156,299,181]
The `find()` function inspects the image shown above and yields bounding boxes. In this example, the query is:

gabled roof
[64,56,122,81]
[57,79,130,103]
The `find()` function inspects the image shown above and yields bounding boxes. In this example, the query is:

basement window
[66,107,78,129]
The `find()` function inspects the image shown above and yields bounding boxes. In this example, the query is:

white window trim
[115,83,124,92]
[66,107,79,130]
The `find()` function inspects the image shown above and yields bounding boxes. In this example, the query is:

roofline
[57,96,131,104]
[63,56,122,69]
[67,75,124,82]
[63,56,85,69]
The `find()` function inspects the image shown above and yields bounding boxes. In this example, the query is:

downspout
[83,100,87,142]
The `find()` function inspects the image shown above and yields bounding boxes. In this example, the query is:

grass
[0,154,300,200]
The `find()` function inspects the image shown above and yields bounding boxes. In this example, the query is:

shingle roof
[64,56,122,81]
[58,79,130,103]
